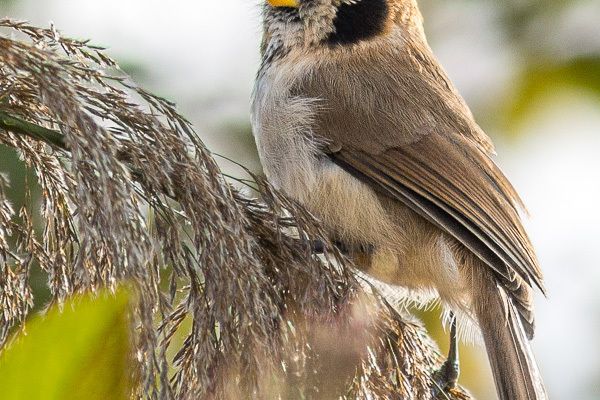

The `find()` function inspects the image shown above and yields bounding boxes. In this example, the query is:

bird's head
[261,0,423,54]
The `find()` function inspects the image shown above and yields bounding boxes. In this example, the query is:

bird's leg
[444,314,460,387]
[433,313,460,395]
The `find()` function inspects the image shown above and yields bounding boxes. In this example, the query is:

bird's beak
[268,0,299,7]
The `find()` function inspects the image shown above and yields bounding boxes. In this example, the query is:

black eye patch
[328,0,389,45]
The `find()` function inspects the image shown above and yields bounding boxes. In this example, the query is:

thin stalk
[0,110,67,149]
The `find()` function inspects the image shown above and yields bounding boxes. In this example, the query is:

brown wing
[297,36,545,333]
[331,134,544,292]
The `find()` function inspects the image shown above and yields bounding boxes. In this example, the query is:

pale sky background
[2,1,600,399]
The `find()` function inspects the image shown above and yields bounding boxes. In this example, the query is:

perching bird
[251,0,547,399]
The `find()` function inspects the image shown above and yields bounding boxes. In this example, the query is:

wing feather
[331,133,544,293]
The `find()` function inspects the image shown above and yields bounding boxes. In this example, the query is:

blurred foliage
[0,145,39,211]
[495,0,576,39]
[0,145,51,309]
[505,56,600,130]
[0,0,17,8]
[117,60,151,84]
[0,289,131,400]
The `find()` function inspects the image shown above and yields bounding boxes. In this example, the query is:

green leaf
[0,290,132,400]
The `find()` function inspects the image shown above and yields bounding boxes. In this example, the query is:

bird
[251,0,548,399]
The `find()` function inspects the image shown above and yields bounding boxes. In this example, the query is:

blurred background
[1,0,599,398]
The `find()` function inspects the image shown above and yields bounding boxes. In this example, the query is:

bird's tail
[473,272,548,400]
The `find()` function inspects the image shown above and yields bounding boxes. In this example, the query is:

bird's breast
[251,66,398,247]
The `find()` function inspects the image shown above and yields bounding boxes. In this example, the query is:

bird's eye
[328,0,389,45]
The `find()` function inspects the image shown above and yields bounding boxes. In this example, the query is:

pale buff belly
[266,156,465,298]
